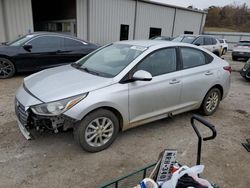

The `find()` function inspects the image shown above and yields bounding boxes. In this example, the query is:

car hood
[0,45,20,55]
[24,65,114,102]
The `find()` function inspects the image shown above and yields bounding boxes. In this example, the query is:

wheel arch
[207,84,224,100]
[80,106,124,131]
[0,55,16,68]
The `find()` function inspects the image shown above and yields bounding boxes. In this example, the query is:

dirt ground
[0,53,249,188]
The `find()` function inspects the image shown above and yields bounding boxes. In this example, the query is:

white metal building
[0,0,207,45]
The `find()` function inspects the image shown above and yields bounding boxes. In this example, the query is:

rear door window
[64,38,84,47]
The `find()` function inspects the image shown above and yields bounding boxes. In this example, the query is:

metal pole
[133,0,138,40]
[171,8,176,37]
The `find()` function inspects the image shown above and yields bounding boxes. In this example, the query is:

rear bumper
[232,51,250,58]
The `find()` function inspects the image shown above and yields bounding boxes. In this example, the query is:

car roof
[114,40,196,48]
[179,34,220,38]
[25,32,86,42]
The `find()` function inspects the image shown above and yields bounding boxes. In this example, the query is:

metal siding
[76,0,88,40]
[135,2,175,39]
[173,9,203,36]
[89,0,136,45]
[0,0,6,42]
[3,0,33,41]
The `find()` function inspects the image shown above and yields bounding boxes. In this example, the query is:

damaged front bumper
[17,118,32,140]
[15,99,76,140]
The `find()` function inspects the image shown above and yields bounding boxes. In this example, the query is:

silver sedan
[15,40,231,152]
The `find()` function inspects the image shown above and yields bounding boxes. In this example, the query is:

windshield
[75,44,147,77]
[172,36,183,42]
[7,34,35,46]
[181,36,196,43]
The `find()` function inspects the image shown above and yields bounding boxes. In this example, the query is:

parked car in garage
[240,58,250,81]
[0,32,99,78]
[232,40,250,61]
[218,38,228,55]
[172,35,222,57]
[15,40,231,152]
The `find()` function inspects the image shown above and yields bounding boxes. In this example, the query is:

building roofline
[138,0,207,14]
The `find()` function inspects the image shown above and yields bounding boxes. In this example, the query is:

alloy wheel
[0,58,15,78]
[85,117,114,147]
[205,91,219,113]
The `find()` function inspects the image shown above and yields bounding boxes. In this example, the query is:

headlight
[31,93,88,116]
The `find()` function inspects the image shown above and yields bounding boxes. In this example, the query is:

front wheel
[73,109,119,152]
[222,48,227,55]
[200,88,221,116]
[0,58,15,78]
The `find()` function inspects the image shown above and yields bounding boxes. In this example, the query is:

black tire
[222,48,227,55]
[200,88,221,116]
[244,70,250,81]
[0,58,15,78]
[73,109,119,152]
[232,56,237,61]
[243,76,250,81]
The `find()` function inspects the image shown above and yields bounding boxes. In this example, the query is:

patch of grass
[204,27,237,32]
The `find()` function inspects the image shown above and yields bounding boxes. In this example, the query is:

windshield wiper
[78,66,100,76]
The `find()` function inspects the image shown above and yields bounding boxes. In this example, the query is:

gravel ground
[0,53,249,188]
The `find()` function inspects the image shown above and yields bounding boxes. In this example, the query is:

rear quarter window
[180,47,213,69]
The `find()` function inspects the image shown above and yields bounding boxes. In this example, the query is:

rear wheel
[73,109,119,152]
[200,88,221,116]
[0,58,15,78]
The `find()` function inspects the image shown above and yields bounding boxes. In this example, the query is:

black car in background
[240,58,250,81]
[0,32,99,78]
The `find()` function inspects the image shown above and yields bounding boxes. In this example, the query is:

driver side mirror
[194,43,200,46]
[23,44,32,52]
[132,70,152,81]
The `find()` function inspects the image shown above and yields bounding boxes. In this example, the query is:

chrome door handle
[205,71,213,75]
[169,79,180,84]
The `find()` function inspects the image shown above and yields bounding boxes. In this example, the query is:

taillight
[223,66,232,73]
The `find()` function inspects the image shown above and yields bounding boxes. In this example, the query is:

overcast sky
[152,0,250,9]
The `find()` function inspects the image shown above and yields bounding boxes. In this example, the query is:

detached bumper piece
[15,99,32,140]
[15,99,76,140]
[17,118,32,140]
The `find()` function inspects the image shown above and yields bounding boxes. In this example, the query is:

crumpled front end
[15,84,76,140]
